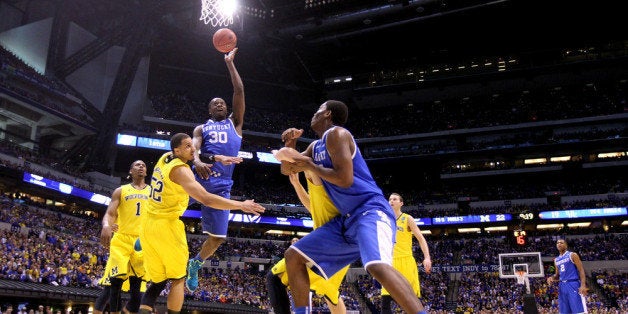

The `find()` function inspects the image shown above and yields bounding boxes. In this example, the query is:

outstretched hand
[216,154,243,165]
[281,128,304,148]
[225,47,238,62]
[239,199,265,215]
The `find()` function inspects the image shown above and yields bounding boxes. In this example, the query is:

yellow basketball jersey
[116,184,151,236]
[147,152,190,218]
[270,177,346,302]
[307,179,340,228]
[393,213,414,258]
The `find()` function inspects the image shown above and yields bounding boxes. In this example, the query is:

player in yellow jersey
[97,160,150,314]
[268,142,348,314]
[138,133,265,314]
[380,192,432,314]
[94,240,147,314]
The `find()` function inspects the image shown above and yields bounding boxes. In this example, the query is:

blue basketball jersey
[555,250,579,281]
[199,118,242,179]
[555,250,587,313]
[312,127,391,216]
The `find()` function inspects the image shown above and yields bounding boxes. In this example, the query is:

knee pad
[125,276,143,313]
[109,277,125,312]
[141,281,167,308]
[266,271,291,314]
[94,286,111,311]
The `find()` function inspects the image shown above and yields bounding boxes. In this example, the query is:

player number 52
[150,177,163,202]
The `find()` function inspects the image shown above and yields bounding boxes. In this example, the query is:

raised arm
[408,215,431,273]
[281,128,304,149]
[276,140,314,176]
[276,127,354,188]
[225,48,245,134]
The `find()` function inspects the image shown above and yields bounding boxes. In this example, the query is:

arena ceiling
[3,0,625,107]
[3,0,623,86]
[152,0,624,78]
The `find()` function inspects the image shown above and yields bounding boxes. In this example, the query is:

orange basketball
[212,28,237,53]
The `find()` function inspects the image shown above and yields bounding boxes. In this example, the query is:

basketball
[212,28,237,53]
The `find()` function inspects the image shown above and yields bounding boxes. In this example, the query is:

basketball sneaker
[186,259,203,292]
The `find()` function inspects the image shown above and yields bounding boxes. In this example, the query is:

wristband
[200,153,216,164]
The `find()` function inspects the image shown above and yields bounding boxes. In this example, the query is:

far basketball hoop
[515,269,527,285]
[499,252,541,314]
[200,0,235,27]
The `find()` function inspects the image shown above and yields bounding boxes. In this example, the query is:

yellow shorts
[272,258,349,305]
[107,233,145,279]
[98,258,113,286]
[122,278,147,292]
[98,259,148,292]
[381,255,420,297]
[140,217,188,283]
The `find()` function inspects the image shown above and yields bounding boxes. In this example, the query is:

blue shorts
[196,177,233,237]
[291,208,395,279]
[558,280,587,314]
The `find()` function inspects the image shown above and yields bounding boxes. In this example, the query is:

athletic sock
[294,306,310,314]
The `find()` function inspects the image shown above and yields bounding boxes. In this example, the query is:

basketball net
[199,0,233,27]
[200,0,234,27]
[516,270,526,285]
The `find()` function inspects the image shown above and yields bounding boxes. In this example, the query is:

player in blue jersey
[547,238,588,314]
[277,100,426,314]
[186,48,247,292]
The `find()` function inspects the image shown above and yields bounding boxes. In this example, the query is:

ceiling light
[567,222,590,228]
[537,224,563,229]
[485,226,508,232]
[458,228,481,233]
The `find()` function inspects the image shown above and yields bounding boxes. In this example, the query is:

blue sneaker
[185,259,203,292]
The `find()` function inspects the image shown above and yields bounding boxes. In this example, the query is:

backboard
[498,252,544,278]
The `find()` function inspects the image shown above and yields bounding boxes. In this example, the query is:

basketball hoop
[516,270,526,285]
[200,0,235,27]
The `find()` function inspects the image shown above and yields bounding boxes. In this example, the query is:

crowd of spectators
[592,269,628,310]
[2,135,625,221]
[0,140,114,196]
[147,79,626,139]
[347,82,625,139]
[0,46,89,124]
[1,193,626,313]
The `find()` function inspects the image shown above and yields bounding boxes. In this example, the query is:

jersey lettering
[207,131,228,144]
[150,177,163,202]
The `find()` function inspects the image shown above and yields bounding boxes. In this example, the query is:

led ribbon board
[23,172,111,205]
[539,207,627,219]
